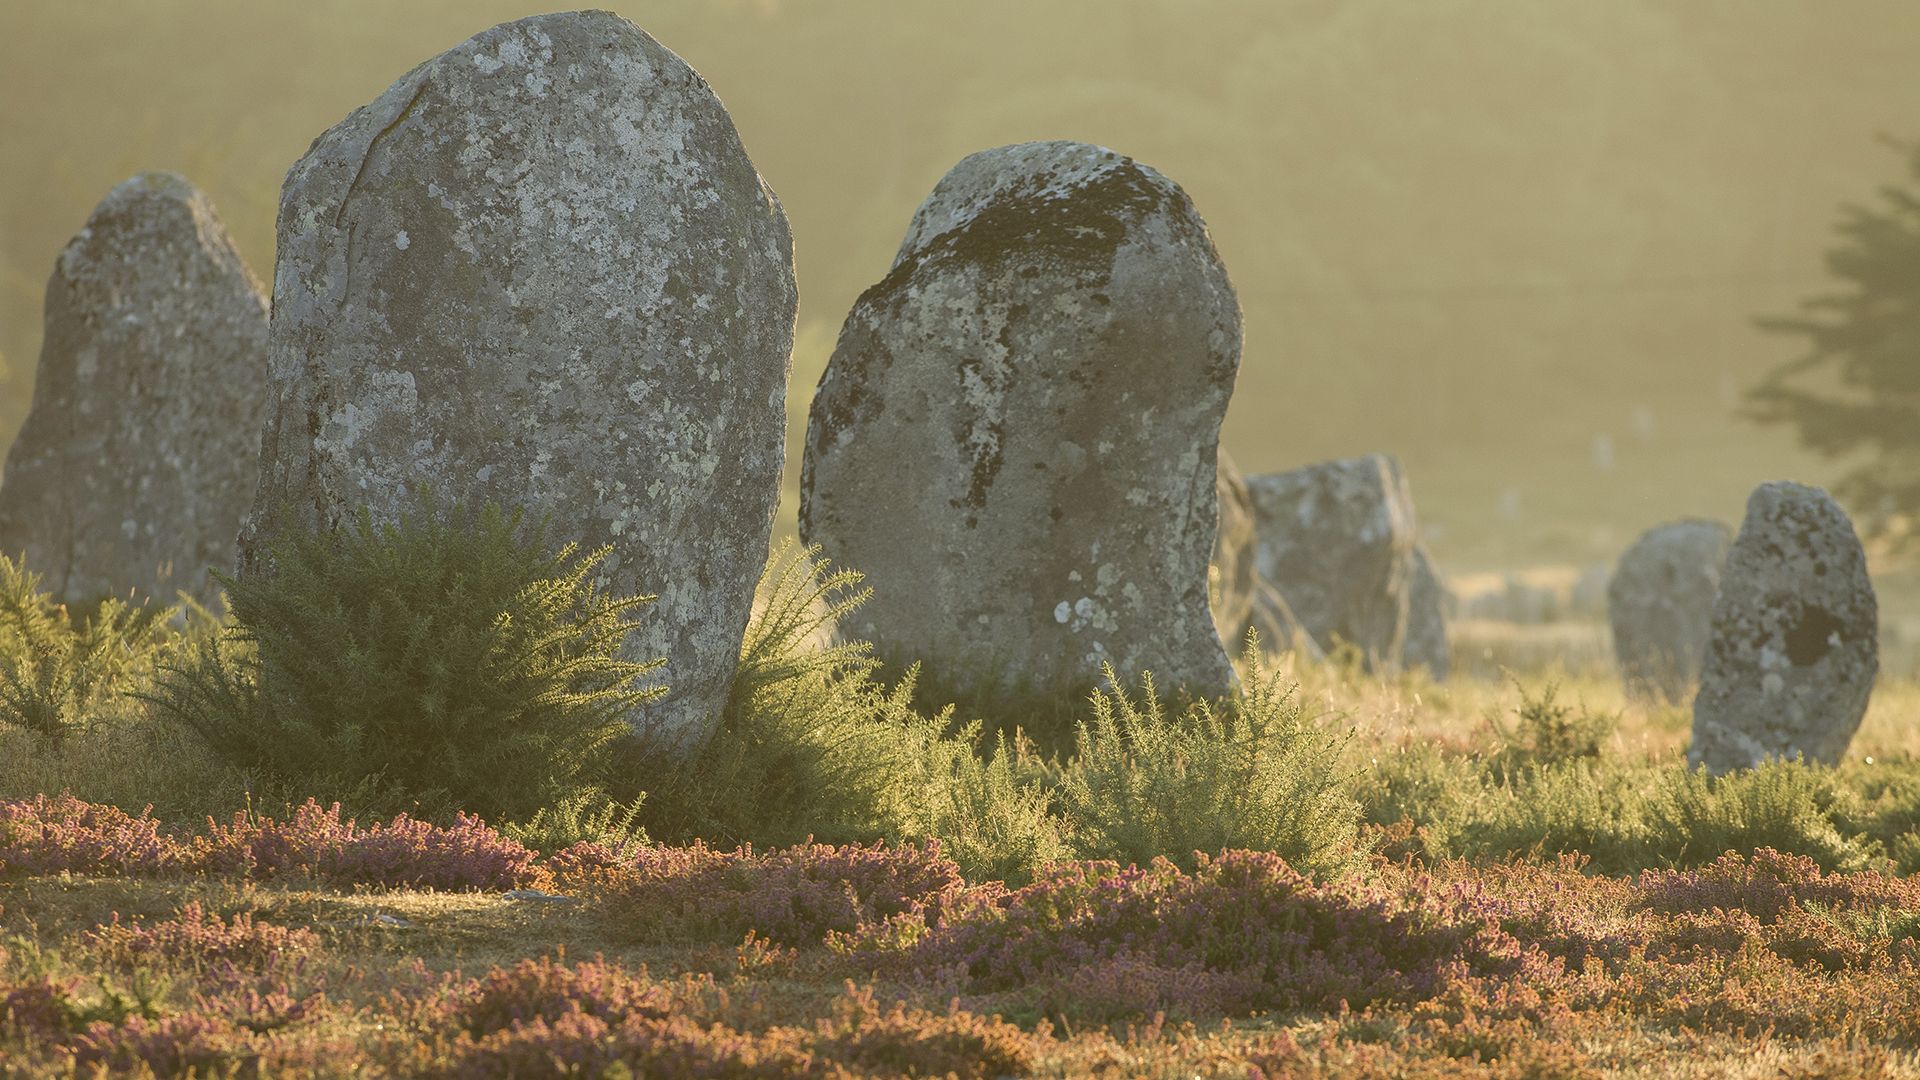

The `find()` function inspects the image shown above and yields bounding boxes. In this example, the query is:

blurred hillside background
[2,0,1916,576]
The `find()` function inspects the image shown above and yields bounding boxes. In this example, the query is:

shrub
[0,793,181,876]
[863,849,1528,1020]
[1055,649,1358,875]
[0,975,84,1040]
[1485,676,1617,775]
[567,838,971,946]
[445,957,671,1036]
[808,984,1035,1079]
[498,789,650,855]
[1447,759,1650,873]
[895,724,1067,888]
[195,799,544,891]
[68,1013,247,1076]
[1644,761,1877,872]
[145,497,661,820]
[88,904,318,978]
[1637,848,1920,922]
[0,555,177,741]
[636,544,909,847]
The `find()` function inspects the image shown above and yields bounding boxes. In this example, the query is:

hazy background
[3,0,1915,575]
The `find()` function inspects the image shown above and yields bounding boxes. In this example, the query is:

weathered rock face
[1608,519,1730,702]
[1213,451,1320,661]
[1402,545,1450,678]
[1245,455,1416,669]
[1212,452,1259,651]
[0,173,267,607]
[801,140,1239,697]
[1690,484,1877,773]
[245,12,797,749]
[1247,579,1323,661]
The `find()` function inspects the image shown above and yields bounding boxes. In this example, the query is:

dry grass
[1271,617,1920,765]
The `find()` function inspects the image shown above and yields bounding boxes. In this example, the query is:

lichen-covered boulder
[1402,545,1450,679]
[1689,484,1877,773]
[1608,519,1730,702]
[1245,455,1417,669]
[244,12,797,749]
[800,140,1239,698]
[0,173,267,607]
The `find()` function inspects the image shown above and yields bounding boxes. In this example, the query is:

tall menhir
[0,173,268,609]
[242,12,797,750]
[802,141,1240,700]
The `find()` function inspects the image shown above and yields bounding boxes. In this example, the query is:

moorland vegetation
[2,500,1920,1075]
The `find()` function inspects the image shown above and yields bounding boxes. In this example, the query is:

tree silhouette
[1750,136,1920,544]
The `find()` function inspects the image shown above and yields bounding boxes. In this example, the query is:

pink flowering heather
[440,1009,814,1080]
[194,984,330,1035]
[0,793,182,877]
[194,800,544,890]
[68,1013,249,1076]
[431,958,808,1079]
[1637,847,1920,922]
[443,957,672,1036]
[869,849,1536,1017]
[806,984,1036,1079]
[89,903,319,977]
[0,975,82,1041]
[570,839,975,945]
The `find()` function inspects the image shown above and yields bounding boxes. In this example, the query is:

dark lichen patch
[861,157,1190,308]
[949,349,1008,513]
[1785,604,1847,666]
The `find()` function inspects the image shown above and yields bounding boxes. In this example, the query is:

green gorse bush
[144,498,661,820]
[1057,643,1359,876]
[0,555,176,741]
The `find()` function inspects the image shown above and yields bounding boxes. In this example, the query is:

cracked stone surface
[0,172,268,608]
[243,12,796,749]
[1689,483,1877,773]
[800,140,1239,698]
[1608,519,1730,703]
[1245,454,1420,671]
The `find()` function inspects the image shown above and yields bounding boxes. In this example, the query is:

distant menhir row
[0,11,1876,770]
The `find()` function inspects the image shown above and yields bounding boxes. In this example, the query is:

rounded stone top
[58,172,250,291]
[1608,518,1730,585]
[892,141,1186,262]
[879,139,1217,295]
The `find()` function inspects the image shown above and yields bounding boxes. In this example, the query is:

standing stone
[1569,564,1611,620]
[1690,483,1877,772]
[801,141,1238,697]
[0,173,267,608]
[1245,455,1417,669]
[1402,545,1450,679]
[1213,451,1319,660]
[1608,519,1730,702]
[1212,452,1260,651]
[244,13,796,749]
[1247,578,1323,662]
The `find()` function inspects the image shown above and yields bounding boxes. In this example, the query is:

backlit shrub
[147,497,661,820]
[1056,650,1358,875]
